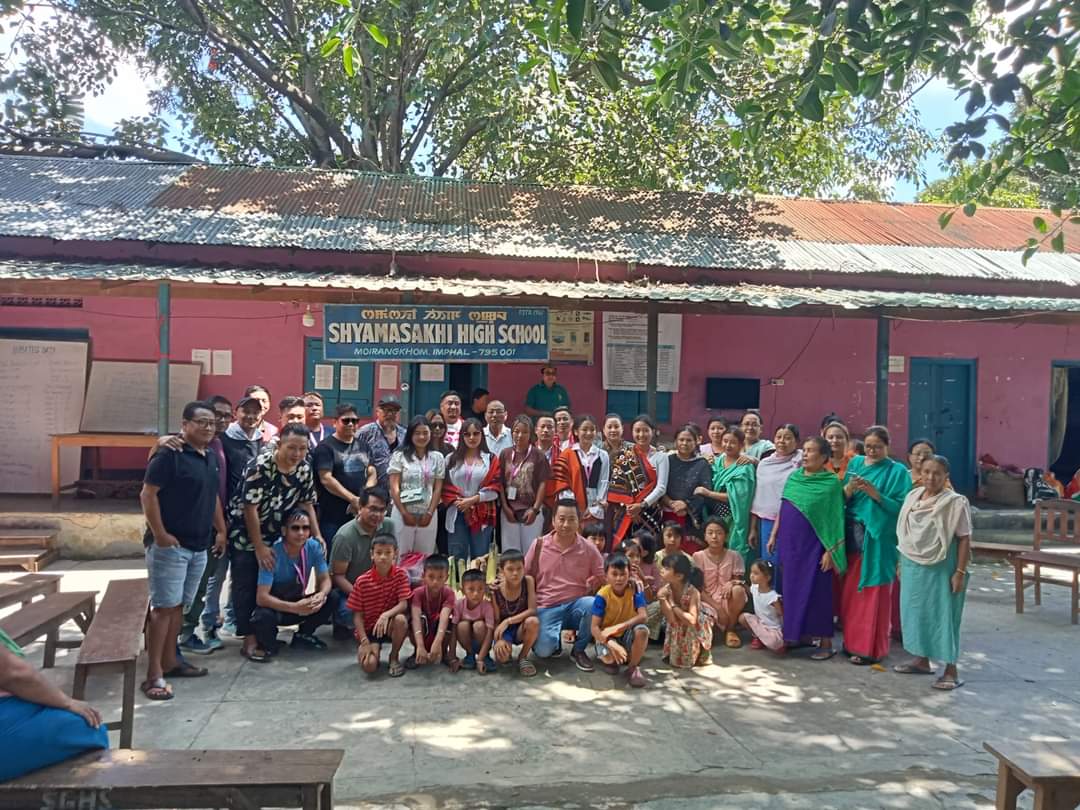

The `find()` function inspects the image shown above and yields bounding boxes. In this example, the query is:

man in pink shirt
[524,497,605,671]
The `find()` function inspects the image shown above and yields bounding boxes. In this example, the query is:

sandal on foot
[894,662,935,675]
[245,648,271,664]
[164,662,208,678]
[810,648,837,661]
[388,660,405,678]
[725,631,742,649]
[140,679,173,701]
[849,655,872,666]
[518,659,537,677]
[932,676,964,691]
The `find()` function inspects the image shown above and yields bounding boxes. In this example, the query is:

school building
[2,154,1080,503]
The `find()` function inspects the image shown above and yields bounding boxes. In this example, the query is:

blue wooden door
[304,338,373,414]
[908,358,976,493]
[409,363,488,417]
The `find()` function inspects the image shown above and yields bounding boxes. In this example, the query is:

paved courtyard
[4,557,1078,809]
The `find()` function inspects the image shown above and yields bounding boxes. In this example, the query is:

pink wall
[4,295,1078,472]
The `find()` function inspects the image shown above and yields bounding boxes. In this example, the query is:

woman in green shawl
[840,425,912,664]
[702,427,757,568]
[771,436,847,659]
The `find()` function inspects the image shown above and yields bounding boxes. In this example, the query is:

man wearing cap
[355,395,406,489]
[313,404,378,551]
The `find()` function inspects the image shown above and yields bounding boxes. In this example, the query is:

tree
[0,0,930,196]
[917,161,1041,208]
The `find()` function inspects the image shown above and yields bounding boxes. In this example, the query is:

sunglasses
[288,524,311,531]
[340,417,360,425]
[431,423,446,430]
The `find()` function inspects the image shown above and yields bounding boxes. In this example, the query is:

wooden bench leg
[1072,570,1079,626]
[43,629,58,668]
[1034,564,1042,605]
[72,664,88,700]
[996,762,1024,810]
[1013,561,1024,614]
[120,661,136,749]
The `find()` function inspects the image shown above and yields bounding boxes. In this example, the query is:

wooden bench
[73,578,150,749]
[986,741,1080,809]
[0,590,96,668]
[0,572,60,610]
[0,748,344,810]
[1013,499,1080,625]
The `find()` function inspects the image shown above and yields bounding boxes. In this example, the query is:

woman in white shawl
[893,454,972,691]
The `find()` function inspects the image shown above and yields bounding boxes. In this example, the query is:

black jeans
[251,599,333,654]
[229,547,259,637]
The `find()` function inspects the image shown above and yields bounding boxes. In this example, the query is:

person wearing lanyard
[499,415,551,554]
[303,392,333,451]
[388,416,446,556]
[551,414,610,525]
[250,508,333,659]
[442,419,501,560]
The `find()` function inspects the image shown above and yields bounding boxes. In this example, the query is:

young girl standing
[739,560,785,653]
[442,419,501,561]
[692,517,749,649]
[550,414,610,524]
[388,416,446,556]
[658,554,714,668]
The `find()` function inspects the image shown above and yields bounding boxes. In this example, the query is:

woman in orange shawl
[607,415,668,551]
[549,414,610,525]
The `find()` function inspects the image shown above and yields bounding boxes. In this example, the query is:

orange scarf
[607,445,657,545]
[550,447,588,514]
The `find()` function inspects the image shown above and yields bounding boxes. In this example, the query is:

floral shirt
[228,448,317,552]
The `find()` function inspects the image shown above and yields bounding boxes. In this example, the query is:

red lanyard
[293,544,308,587]
[509,447,531,480]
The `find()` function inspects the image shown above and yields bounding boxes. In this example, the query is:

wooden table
[0,749,345,809]
[0,573,60,610]
[985,741,1080,809]
[50,433,160,507]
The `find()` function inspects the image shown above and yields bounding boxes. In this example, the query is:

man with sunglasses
[313,404,377,552]
[329,486,394,639]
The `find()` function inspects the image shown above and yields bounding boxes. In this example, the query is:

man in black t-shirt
[313,403,377,550]
[140,401,227,702]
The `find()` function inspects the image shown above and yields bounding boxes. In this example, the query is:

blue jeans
[199,550,235,631]
[535,596,595,656]
[0,696,109,782]
[448,513,492,560]
[759,517,782,592]
[332,589,353,628]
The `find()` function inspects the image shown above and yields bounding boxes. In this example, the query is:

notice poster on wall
[602,312,682,392]
[549,310,594,365]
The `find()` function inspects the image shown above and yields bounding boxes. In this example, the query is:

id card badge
[506,486,518,500]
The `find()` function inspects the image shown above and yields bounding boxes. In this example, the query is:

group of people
[2,365,978,779]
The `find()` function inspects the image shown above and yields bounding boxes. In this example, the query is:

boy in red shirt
[407,554,455,669]
[346,534,410,677]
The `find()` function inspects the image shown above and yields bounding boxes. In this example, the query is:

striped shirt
[345,565,411,635]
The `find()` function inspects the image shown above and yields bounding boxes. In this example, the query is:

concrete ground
[3,557,1077,809]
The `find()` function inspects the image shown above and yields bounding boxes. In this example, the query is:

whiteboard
[80,361,202,434]
[0,338,88,493]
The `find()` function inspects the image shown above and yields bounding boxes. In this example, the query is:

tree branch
[434,117,493,176]
[0,125,200,162]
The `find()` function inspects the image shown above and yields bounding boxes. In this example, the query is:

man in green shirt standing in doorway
[525,365,571,418]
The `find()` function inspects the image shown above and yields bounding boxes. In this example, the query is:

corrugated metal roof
[4,257,1080,314]
[1,156,1079,287]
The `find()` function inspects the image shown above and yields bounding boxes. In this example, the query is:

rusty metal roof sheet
[4,257,1080,315]
[1,156,1079,288]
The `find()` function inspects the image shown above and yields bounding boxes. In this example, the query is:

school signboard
[323,304,550,363]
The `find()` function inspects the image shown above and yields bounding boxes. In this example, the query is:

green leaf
[938,210,954,229]
[1051,232,1065,253]
[1035,149,1070,174]
[861,71,885,98]
[342,43,356,76]
[592,58,620,92]
[548,64,560,94]
[639,0,669,10]
[834,63,859,94]
[567,0,585,41]
[796,86,824,121]
[363,22,388,48]
[320,36,342,58]
[1033,216,1048,233]
[962,202,976,216]
[1022,246,1037,265]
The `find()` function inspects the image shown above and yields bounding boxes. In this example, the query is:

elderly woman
[893,455,972,691]
[772,436,847,659]
[907,439,936,485]
[750,424,802,584]
[841,425,912,665]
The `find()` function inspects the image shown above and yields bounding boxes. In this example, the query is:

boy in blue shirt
[590,554,649,688]
[250,508,333,659]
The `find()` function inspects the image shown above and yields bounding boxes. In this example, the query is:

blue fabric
[332,589,352,627]
[535,596,595,656]
[199,550,234,631]
[256,538,328,588]
[448,513,492,560]
[0,696,109,782]
[900,542,968,664]
[758,517,783,592]
[591,590,646,617]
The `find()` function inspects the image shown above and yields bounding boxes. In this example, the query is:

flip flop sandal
[893,663,935,675]
[849,655,873,666]
[810,649,838,661]
[932,677,964,691]
[518,659,538,677]
[141,679,174,701]
[388,661,405,678]
[245,649,271,664]
[165,662,208,678]
[725,631,742,649]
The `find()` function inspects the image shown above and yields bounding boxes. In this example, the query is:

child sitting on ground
[658,553,715,669]
[621,531,663,642]
[655,522,693,568]
[451,569,496,674]
[491,549,540,677]
[738,560,785,654]
[407,554,455,669]
[590,554,649,688]
[692,516,749,650]
[347,533,411,677]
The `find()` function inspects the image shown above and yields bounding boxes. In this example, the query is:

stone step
[0,546,59,573]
